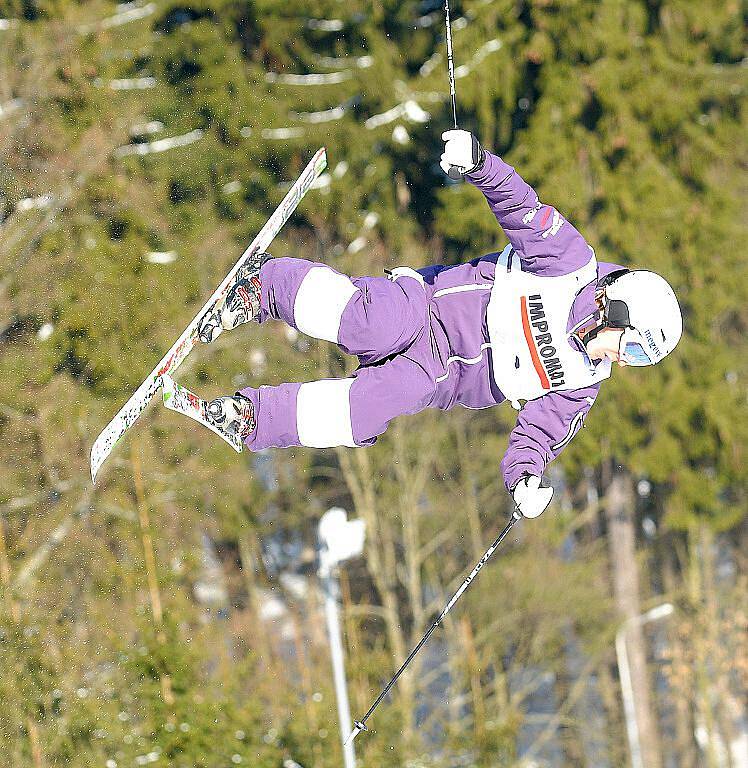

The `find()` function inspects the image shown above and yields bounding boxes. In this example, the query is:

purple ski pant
[237,258,443,451]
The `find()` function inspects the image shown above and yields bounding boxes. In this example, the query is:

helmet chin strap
[581,323,603,346]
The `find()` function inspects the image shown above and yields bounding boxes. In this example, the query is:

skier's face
[586,328,628,367]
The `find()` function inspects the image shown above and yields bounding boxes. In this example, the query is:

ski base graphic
[161,376,243,453]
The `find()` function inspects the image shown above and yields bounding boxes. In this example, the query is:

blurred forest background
[0,0,746,766]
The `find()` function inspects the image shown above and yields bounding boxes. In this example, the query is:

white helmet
[597,270,683,366]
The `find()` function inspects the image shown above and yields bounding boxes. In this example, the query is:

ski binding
[161,375,243,453]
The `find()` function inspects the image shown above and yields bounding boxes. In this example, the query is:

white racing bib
[487,245,611,408]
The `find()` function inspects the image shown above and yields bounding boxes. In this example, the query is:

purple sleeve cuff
[501,446,546,492]
[466,151,515,188]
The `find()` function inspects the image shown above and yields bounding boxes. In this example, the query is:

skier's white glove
[512,475,553,519]
[440,130,485,177]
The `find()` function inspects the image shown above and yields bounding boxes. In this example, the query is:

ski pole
[444,0,463,180]
[344,509,522,745]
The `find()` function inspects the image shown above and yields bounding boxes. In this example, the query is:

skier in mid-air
[196,130,682,518]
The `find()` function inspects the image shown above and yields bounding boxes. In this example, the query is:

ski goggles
[618,328,656,367]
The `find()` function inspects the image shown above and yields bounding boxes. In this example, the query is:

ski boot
[206,394,256,442]
[162,376,255,452]
[198,251,272,343]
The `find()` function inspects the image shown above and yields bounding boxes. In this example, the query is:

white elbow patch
[297,379,358,448]
[293,266,359,343]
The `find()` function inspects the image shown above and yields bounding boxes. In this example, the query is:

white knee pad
[293,267,360,343]
[296,379,358,448]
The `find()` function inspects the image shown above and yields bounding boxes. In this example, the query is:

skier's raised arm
[500,385,601,516]
[441,130,593,275]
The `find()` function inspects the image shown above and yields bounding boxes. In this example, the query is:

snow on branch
[100,1,157,29]
[306,18,344,32]
[454,38,502,79]
[15,195,54,212]
[365,100,430,130]
[408,90,448,104]
[310,174,331,191]
[419,52,442,78]
[130,120,164,136]
[290,103,348,124]
[332,161,348,179]
[114,129,203,157]
[265,70,352,86]
[95,76,157,90]
[0,98,23,119]
[145,251,177,264]
[392,125,410,144]
[418,14,476,77]
[414,12,439,28]
[315,55,373,70]
[417,11,470,30]
[241,126,308,141]
[260,127,306,140]
[347,210,380,253]
[76,1,157,33]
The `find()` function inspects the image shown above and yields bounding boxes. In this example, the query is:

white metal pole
[614,603,674,768]
[615,621,642,768]
[320,559,356,768]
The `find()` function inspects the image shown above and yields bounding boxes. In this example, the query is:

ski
[90,147,327,482]
[161,376,243,453]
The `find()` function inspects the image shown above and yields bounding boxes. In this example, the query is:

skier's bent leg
[198,251,270,343]
[339,274,427,361]
[260,258,426,360]
[237,354,435,451]
[347,353,436,442]
[259,258,355,343]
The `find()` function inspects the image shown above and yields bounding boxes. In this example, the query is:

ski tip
[90,444,102,485]
[313,146,327,171]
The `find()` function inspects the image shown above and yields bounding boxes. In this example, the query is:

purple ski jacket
[434,150,623,491]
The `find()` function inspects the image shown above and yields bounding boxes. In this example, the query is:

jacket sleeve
[500,385,600,491]
[466,151,593,277]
